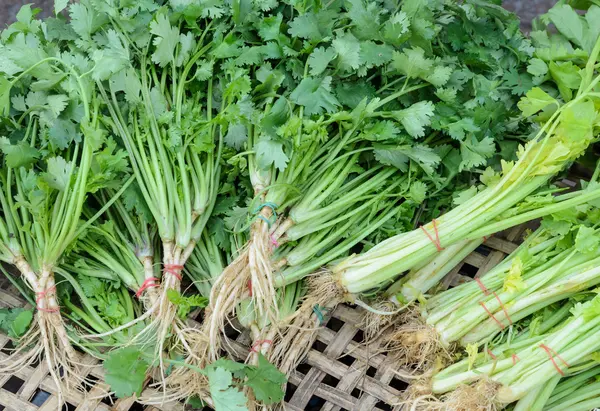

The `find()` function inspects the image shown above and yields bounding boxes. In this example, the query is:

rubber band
[250,339,273,353]
[135,277,160,298]
[252,202,278,217]
[475,277,490,296]
[164,264,184,281]
[270,234,279,248]
[479,301,505,330]
[512,354,519,365]
[247,279,253,297]
[256,215,273,227]
[483,236,488,242]
[36,286,60,313]
[487,349,497,360]
[492,291,512,325]
[540,344,569,376]
[313,304,330,325]
[420,219,444,252]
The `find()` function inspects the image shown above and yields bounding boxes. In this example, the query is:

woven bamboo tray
[0,222,533,411]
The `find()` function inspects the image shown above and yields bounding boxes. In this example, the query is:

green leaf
[332,32,361,72]
[0,308,33,339]
[42,156,71,191]
[225,123,247,150]
[517,87,558,117]
[290,77,340,116]
[55,0,69,14]
[206,367,248,411]
[166,289,208,319]
[527,58,548,77]
[255,137,289,171]
[150,13,180,67]
[0,137,40,168]
[549,61,581,101]
[308,47,336,76]
[244,354,286,404]
[575,226,599,254]
[359,41,394,69]
[459,136,495,171]
[104,347,149,398]
[547,4,586,50]
[392,101,435,138]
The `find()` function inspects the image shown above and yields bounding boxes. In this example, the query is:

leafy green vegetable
[0,307,33,339]
[104,347,149,398]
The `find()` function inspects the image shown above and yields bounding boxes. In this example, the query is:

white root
[0,263,88,405]
[269,272,345,374]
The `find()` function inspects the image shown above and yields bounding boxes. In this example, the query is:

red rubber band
[135,277,159,298]
[270,234,279,248]
[483,236,488,242]
[487,349,497,360]
[479,301,505,330]
[475,277,490,295]
[512,354,520,365]
[492,291,513,325]
[420,219,444,252]
[250,339,273,353]
[247,279,253,297]
[36,286,59,313]
[164,264,184,281]
[540,344,569,376]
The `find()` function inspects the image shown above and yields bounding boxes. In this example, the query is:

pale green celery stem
[292,167,396,225]
[341,180,600,293]
[495,324,600,403]
[78,246,139,289]
[433,246,580,331]
[176,151,192,247]
[546,382,600,411]
[494,316,600,387]
[275,202,401,287]
[460,265,600,345]
[284,213,360,267]
[513,376,560,411]
[547,365,600,405]
[291,155,359,221]
[424,233,553,313]
[437,251,584,344]
[398,238,483,301]
[338,177,547,293]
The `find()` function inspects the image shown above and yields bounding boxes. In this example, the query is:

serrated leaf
[0,137,40,168]
[206,367,248,411]
[104,347,149,398]
[517,87,558,117]
[244,354,286,404]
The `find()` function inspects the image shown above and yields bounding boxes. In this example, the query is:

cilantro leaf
[290,77,340,116]
[244,354,286,404]
[206,367,248,411]
[392,101,435,138]
[104,347,149,398]
[0,307,33,339]
[0,137,40,168]
[518,87,558,117]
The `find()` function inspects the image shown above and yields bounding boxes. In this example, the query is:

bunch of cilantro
[0,0,594,409]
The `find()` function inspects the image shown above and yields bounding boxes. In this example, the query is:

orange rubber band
[420,219,444,252]
[479,301,505,330]
[487,349,497,360]
[250,339,272,353]
[164,264,184,281]
[540,344,569,376]
[492,291,513,325]
[247,279,253,297]
[475,277,490,295]
[135,277,159,298]
[36,286,59,313]
[512,354,520,365]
